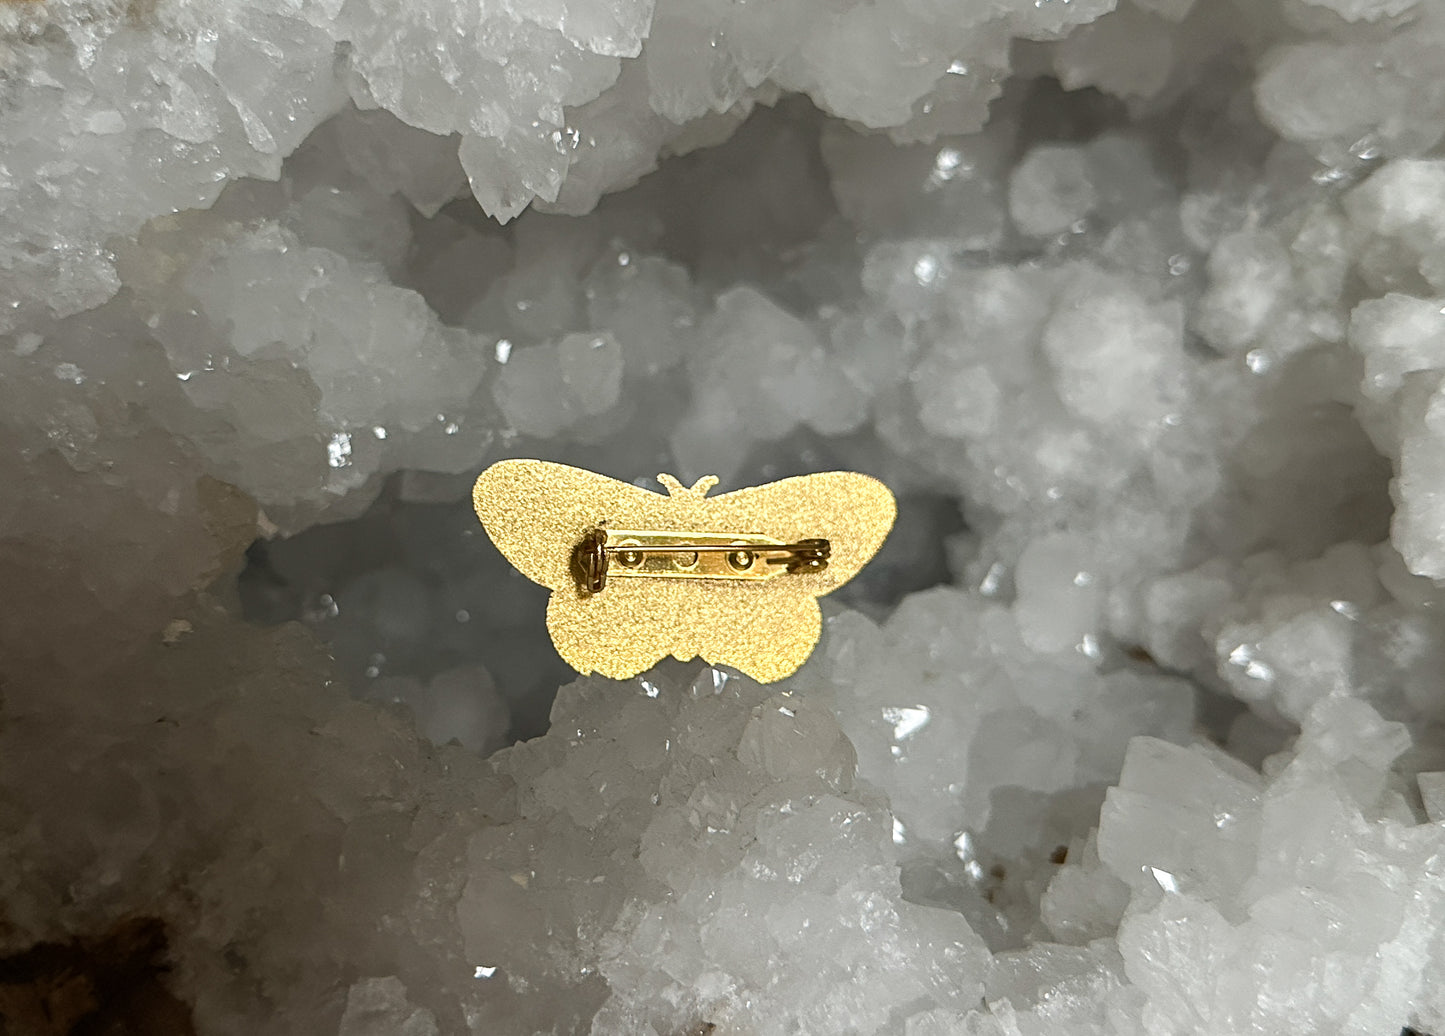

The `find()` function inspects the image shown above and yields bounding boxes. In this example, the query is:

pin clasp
[572,527,830,594]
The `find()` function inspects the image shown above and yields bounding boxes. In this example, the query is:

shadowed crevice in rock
[0,918,195,1036]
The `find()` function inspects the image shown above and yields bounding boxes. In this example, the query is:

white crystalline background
[7,0,1445,1030]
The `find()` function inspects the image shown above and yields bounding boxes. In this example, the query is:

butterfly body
[472,460,896,683]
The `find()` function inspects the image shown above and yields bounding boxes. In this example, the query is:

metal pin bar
[573,527,830,594]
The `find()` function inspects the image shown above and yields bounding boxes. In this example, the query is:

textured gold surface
[472,460,897,683]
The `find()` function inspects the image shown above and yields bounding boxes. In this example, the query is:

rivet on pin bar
[573,526,831,595]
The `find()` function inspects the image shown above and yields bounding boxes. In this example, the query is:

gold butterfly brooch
[472,460,897,683]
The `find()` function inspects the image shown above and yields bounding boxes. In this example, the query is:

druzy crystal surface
[4,0,1445,1032]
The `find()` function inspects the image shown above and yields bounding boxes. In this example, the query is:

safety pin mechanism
[573,526,830,594]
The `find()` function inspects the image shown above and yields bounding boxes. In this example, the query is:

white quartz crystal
[459,670,989,1033]
[5,0,1445,1032]
[1009,144,1100,237]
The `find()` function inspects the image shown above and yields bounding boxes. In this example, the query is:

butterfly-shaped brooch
[472,460,896,683]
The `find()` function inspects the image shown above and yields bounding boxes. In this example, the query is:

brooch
[472,460,896,682]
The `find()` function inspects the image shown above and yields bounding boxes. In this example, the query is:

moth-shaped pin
[472,460,896,683]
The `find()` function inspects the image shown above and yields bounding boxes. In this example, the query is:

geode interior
[4,0,1445,1033]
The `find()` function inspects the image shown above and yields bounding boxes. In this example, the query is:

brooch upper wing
[704,471,896,594]
[472,459,664,593]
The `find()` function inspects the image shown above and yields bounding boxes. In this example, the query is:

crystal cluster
[5,0,1445,1033]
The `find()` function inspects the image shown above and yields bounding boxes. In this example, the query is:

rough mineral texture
[4,0,1445,1033]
